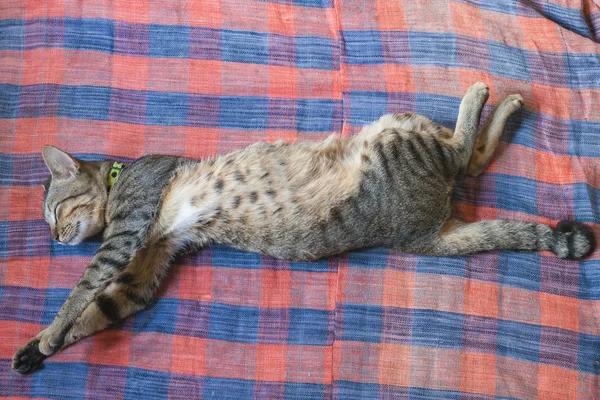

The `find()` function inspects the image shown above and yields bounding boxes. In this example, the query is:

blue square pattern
[0,19,24,50]
[343,30,383,65]
[63,18,114,53]
[284,382,327,399]
[58,85,112,121]
[415,93,460,129]
[220,96,269,130]
[31,362,89,400]
[208,302,260,343]
[132,297,178,335]
[168,374,204,396]
[288,308,330,345]
[565,54,600,89]
[498,252,541,292]
[335,381,380,399]
[494,174,538,215]
[41,288,70,325]
[476,0,517,14]
[203,377,254,399]
[0,286,46,325]
[296,36,334,70]
[497,319,541,363]
[488,41,530,82]
[145,91,189,126]
[222,29,269,65]
[1,219,51,259]
[578,333,600,374]
[416,255,466,278]
[296,99,335,132]
[569,120,600,158]
[4,151,45,187]
[0,84,19,119]
[50,237,101,257]
[544,2,592,40]
[289,257,331,272]
[348,247,389,270]
[286,0,332,7]
[0,221,9,258]
[578,259,600,300]
[573,183,599,224]
[509,108,536,149]
[349,91,387,126]
[16,83,54,119]
[149,24,190,58]
[341,304,383,343]
[124,368,171,400]
[409,387,461,400]
[210,244,262,269]
[409,32,457,67]
[411,309,463,349]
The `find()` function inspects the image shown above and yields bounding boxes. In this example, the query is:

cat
[12,82,595,374]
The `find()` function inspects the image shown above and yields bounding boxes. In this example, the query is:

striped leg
[37,230,146,355]
[12,227,146,374]
[60,236,177,350]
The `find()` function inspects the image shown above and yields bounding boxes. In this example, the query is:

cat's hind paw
[12,339,47,374]
[465,81,490,103]
[500,94,524,113]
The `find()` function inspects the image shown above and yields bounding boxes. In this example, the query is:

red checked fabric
[1,0,599,398]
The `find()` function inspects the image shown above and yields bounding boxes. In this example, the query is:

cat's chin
[56,235,83,245]
[62,222,102,245]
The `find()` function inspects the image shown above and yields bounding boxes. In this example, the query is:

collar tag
[108,162,124,188]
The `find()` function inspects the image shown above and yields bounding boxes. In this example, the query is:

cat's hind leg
[449,82,489,168]
[409,218,595,259]
[467,94,524,177]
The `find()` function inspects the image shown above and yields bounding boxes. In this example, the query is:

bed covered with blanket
[1,0,600,398]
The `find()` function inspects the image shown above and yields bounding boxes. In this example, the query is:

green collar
[108,162,125,188]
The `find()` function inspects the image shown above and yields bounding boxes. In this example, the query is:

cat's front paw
[38,328,65,355]
[12,339,47,374]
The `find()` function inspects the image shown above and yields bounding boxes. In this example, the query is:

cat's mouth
[59,222,83,245]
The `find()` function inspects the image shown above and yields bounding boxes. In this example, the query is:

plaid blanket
[1,0,599,398]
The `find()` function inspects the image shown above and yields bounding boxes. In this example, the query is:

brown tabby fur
[12,82,595,374]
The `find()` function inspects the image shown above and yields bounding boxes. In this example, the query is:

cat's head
[42,146,111,245]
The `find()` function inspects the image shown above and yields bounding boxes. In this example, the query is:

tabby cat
[12,82,595,374]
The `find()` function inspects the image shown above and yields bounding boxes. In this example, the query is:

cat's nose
[53,232,60,242]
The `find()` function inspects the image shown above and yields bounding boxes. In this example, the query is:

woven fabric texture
[1,0,600,398]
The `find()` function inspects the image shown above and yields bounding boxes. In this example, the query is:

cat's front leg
[11,229,145,374]
[12,250,123,374]
[36,245,132,355]
[54,236,177,352]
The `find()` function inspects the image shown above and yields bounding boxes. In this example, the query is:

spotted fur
[12,83,595,374]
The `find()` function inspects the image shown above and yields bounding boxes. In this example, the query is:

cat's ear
[42,177,51,191]
[42,146,80,180]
